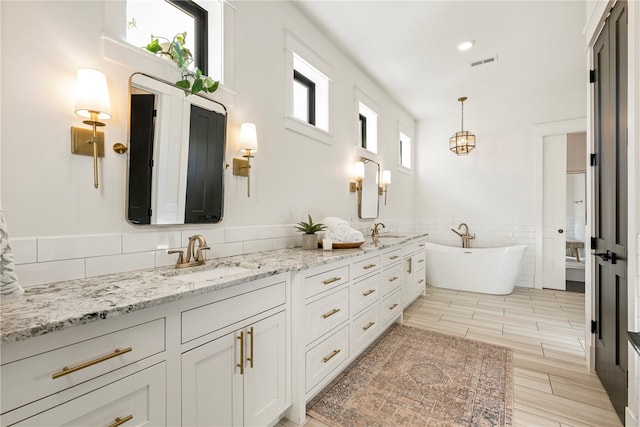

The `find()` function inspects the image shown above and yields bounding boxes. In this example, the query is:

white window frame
[355,87,379,155]
[397,122,413,175]
[285,29,333,145]
[399,131,412,170]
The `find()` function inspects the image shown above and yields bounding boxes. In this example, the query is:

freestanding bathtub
[425,242,527,295]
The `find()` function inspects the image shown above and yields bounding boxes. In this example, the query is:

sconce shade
[381,170,391,185]
[449,96,475,155]
[74,68,111,121]
[239,122,258,155]
[354,161,365,180]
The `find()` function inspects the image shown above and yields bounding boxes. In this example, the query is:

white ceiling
[294,0,587,120]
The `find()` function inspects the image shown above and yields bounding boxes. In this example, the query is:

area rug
[307,324,513,426]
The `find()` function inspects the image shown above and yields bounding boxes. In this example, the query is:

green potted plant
[295,214,326,250]
[144,32,219,96]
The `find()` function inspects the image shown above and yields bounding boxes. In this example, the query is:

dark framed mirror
[127,73,227,225]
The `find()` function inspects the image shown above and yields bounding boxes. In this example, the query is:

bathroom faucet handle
[195,246,210,262]
[168,250,185,264]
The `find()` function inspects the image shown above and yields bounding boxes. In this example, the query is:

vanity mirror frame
[126,72,227,226]
[358,157,380,219]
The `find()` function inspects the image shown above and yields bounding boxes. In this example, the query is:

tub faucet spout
[451,223,475,248]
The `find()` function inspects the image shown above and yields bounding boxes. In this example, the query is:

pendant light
[449,96,476,155]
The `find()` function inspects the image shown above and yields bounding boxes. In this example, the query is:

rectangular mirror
[359,157,380,219]
[127,73,227,225]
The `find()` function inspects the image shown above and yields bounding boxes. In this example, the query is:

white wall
[415,88,586,287]
[0,0,416,286]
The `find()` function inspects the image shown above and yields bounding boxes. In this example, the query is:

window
[292,54,329,131]
[293,70,316,126]
[400,131,412,169]
[125,0,216,78]
[358,102,378,153]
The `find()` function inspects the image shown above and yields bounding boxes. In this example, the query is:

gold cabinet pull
[388,276,399,282]
[322,349,341,363]
[322,308,341,319]
[247,326,254,368]
[363,289,375,297]
[418,243,425,247]
[418,279,425,284]
[389,303,399,310]
[418,259,425,263]
[322,277,341,285]
[407,258,413,274]
[108,415,133,427]
[363,264,377,270]
[362,321,375,331]
[237,331,245,375]
[389,255,400,260]
[52,347,132,379]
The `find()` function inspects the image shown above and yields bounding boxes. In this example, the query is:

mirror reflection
[127,73,227,225]
[359,157,379,219]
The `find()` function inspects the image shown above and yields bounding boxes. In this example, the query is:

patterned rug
[307,324,513,426]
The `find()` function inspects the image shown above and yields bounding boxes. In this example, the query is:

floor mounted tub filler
[425,242,527,295]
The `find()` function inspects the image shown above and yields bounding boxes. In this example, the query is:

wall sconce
[71,68,111,189]
[232,123,258,197]
[349,161,365,192]
[379,169,391,205]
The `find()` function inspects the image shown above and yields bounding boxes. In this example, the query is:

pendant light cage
[449,96,476,155]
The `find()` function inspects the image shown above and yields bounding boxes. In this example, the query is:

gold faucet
[168,235,211,269]
[371,222,386,239]
[451,223,476,248]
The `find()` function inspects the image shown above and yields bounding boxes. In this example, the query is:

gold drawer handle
[363,289,376,297]
[247,326,254,368]
[363,264,377,270]
[322,349,341,363]
[418,259,425,263]
[388,276,399,282]
[322,308,341,319]
[322,276,342,285]
[237,331,245,375]
[363,321,376,331]
[419,243,425,247]
[389,303,399,310]
[52,347,132,379]
[389,255,400,260]
[418,279,425,284]
[108,415,133,427]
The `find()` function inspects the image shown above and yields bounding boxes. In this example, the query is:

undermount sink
[166,265,251,282]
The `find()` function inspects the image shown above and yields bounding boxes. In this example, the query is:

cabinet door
[243,311,287,427]
[14,363,165,427]
[182,334,243,427]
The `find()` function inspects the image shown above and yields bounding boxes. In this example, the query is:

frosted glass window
[359,102,378,153]
[400,131,412,169]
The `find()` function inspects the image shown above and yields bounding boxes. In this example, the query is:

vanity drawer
[305,325,349,393]
[304,265,349,299]
[350,304,380,354]
[380,263,403,296]
[11,362,166,427]
[181,281,285,343]
[381,248,402,267]
[350,273,380,316]
[305,288,349,344]
[380,288,403,325]
[414,250,427,267]
[1,318,165,414]
[351,255,381,279]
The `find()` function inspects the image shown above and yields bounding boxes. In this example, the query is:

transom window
[293,70,316,126]
[292,54,329,131]
[126,0,209,74]
[358,102,378,153]
[400,131,412,169]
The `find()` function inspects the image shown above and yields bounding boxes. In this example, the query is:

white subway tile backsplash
[122,231,181,253]
[225,226,259,242]
[156,248,185,267]
[15,259,85,288]
[181,228,226,246]
[38,234,121,262]
[86,252,155,278]
[244,238,275,254]
[10,237,37,264]
[258,225,297,239]
[210,242,244,258]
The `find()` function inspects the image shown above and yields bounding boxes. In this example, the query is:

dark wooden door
[184,104,225,223]
[127,94,156,225]
[593,1,627,421]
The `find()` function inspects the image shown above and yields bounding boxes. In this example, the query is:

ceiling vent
[470,56,498,67]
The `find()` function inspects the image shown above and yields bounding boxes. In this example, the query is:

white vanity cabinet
[0,313,168,427]
[180,277,288,427]
[403,240,427,307]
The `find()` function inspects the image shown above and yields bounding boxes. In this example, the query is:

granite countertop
[0,233,427,344]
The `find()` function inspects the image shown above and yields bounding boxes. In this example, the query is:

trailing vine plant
[144,32,219,96]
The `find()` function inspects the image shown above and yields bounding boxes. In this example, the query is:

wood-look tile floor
[281,286,622,427]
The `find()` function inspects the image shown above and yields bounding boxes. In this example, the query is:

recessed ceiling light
[457,40,475,51]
